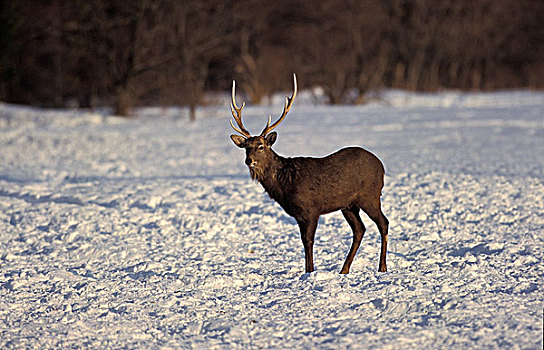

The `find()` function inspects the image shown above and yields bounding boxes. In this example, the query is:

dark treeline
[1,0,543,117]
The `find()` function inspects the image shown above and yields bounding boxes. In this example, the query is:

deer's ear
[265,132,277,146]
[230,135,247,148]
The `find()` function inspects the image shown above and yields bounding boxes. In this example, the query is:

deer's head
[230,74,297,180]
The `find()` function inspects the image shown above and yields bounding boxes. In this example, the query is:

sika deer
[229,74,388,274]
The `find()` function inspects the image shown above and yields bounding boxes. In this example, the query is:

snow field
[0,90,543,348]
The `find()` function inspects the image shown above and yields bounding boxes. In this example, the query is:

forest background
[1,0,542,118]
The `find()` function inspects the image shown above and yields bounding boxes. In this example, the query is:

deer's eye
[257,145,265,151]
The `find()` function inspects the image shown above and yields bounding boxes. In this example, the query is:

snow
[1,90,543,349]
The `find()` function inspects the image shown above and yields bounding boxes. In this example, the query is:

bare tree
[69,1,178,116]
[167,0,234,120]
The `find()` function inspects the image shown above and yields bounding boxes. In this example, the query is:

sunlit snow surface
[1,90,543,349]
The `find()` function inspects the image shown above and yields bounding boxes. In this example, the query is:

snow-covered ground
[0,90,543,349]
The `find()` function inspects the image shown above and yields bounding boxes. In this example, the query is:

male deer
[229,74,389,274]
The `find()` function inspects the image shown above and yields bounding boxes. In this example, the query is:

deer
[229,74,389,274]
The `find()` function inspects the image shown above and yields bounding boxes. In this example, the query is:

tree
[168,0,234,120]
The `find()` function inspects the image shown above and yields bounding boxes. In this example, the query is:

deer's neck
[257,153,293,204]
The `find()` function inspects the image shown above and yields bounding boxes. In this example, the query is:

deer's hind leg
[358,196,389,272]
[340,205,366,274]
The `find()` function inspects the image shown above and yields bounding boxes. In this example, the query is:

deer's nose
[245,157,255,167]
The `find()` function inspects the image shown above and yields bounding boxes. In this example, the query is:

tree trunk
[114,85,131,117]
[189,103,196,121]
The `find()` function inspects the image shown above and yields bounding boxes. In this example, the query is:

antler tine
[230,80,251,138]
[260,73,297,136]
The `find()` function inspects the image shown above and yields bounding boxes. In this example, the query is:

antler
[260,73,297,136]
[229,80,251,138]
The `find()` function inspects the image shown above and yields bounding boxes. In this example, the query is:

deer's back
[283,147,385,216]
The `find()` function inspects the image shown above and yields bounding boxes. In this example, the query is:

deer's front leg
[297,217,318,273]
